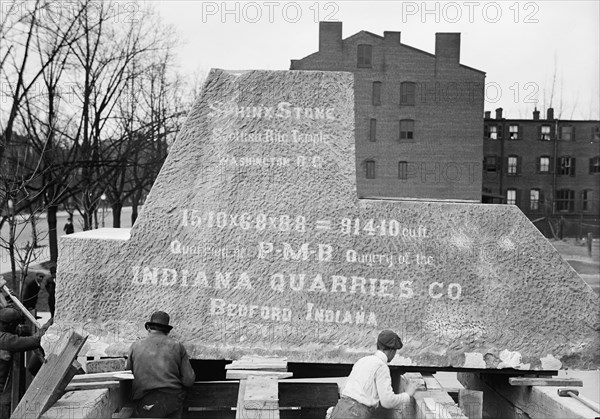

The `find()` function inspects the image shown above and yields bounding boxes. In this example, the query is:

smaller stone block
[86,357,127,374]
[40,388,119,419]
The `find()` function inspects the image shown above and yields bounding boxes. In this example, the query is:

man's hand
[404,380,419,397]
[39,318,53,335]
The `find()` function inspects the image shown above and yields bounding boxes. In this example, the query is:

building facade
[291,22,485,201]
[483,108,600,237]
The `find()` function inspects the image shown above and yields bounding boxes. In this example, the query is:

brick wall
[291,22,485,201]
[483,112,600,237]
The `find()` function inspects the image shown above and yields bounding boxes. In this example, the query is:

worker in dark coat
[0,307,50,418]
[21,272,44,315]
[126,311,196,418]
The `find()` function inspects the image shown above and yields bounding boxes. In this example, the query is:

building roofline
[344,31,485,75]
[485,118,600,123]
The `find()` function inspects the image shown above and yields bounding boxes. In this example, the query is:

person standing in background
[63,216,74,235]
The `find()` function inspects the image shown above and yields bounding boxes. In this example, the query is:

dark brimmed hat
[378,330,403,350]
[145,311,173,331]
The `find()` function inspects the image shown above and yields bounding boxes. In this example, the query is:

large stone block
[45,70,599,370]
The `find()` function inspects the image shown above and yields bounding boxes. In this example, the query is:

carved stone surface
[45,69,599,370]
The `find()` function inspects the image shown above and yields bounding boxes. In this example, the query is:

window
[557,156,576,176]
[484,156,498,172]
[509,124,520,140]
[590,156,600,174]
[593,126,600,141]
[399,119,414,140]
[486,125,499,140]
[540,125,551,140]
[366,160,376,179]
[507,189,517,205]
[357,44,372,68]
[398,161,408,180]
[400,82,416,106]
[507,156,518,175]
[556,189,575,212]
[560,126,574,141]
[530,189,540,210]
[582,190,590,211]
[538,156,550,173]
[372,82,382,106]
[369,119,377,142]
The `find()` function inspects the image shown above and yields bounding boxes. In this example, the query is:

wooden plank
[278,382,339,407]
[509,377,583,387]
[65,381,120,392]
[184,382,239,408]
[12,332,87,418]
[244,375,278,408]
[71,371,133,383]
[459,389,482,419]
[459,372,598,419]
[226,370,293,380]
[226,356,287,370]
[235,378,248,419]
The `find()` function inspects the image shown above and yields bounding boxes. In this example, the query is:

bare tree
[64,0,172,230]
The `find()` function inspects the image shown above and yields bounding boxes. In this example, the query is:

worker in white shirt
[330,330,418,418]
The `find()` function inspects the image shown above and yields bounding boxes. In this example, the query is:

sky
[153,0,600,120]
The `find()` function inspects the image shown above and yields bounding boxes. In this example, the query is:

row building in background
[483,108,600,237]
[291,22,485,202]
[291,22,599,237]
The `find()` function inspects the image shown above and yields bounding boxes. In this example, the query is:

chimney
[495,108,503,120]
[533,108,540,120]
[435,33,461,63]
[319,21,342,54]
[384,31,401,45]
[484,111,491,119]
[547,107,554,120]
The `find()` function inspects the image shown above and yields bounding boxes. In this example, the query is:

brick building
[483,107,600,237]
[291,22,485,202]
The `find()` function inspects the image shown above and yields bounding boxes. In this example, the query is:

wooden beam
[12,332,87,418]
[278,382,339,407]
[509,377,583,387]
[65,381,120,392]
[71,371,133,383]
[459,372,598,419]
[226,356,287,370]
[236,375,279,419]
